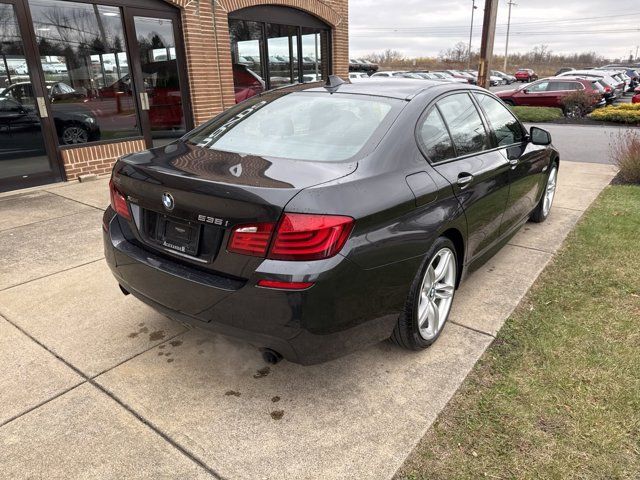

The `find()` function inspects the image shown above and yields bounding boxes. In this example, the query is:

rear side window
[417,108,455,162]
[474,94,524,147]
[548,81,581,91]
[186,92,400,162]
[436,93,489,156]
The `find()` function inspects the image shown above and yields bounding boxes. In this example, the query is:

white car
[348,72,370,82]
[557,70,623,95]
[370,71,407,78]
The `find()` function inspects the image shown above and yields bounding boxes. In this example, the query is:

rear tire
[390,237,458,350]
[530,163,558,223]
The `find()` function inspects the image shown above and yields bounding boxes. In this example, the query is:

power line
[350,10,640,32]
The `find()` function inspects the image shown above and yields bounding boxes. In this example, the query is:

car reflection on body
[104,77,559,365]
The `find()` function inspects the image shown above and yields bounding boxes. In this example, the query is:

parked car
[233,63,265,103]
[515,68,539,82]
[429,72,468,84]
[632,92,640,104]
[370,71,408,78]
[496,77,605,114]
[557,70,624,98]
[0,88,100,144]
[469,70,504,86]
[104,78,559,365]
[438,70,476,84]
[348,59,378,74]
[491,70,516,84]
[348,72,369,81]
[555,67,575,76]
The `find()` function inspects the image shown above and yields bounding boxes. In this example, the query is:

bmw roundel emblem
[162,192,175,211]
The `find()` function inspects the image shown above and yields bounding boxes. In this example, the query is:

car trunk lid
[112,141,356,277]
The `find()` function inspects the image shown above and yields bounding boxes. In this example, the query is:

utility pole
[477,0,499,89]
[467,0,478,70]
[503,0,516,72]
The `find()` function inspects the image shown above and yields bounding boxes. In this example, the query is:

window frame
[415,90,494,165]
[415,90,530,166]
[472,91,528,150]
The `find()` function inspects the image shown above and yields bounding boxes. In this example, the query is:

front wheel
[390,237,458,350]
[530,164,558,223]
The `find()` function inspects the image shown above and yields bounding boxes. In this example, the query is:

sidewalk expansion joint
[507,243,555,255]
[0,210,94,234]
[0,258,104,292]
[45,189,105,212]
[450,320,495,339]
[0,315,221,479]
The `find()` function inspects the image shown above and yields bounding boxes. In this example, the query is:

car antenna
[324,75,346,93]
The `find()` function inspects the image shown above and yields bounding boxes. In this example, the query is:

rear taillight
[269,213,354,261]
[227,213,354,261]
[109,179,131,220]
[228,223,274,257]
[256,280,314,290]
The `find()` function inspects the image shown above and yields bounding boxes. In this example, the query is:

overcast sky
[348,0,640,60]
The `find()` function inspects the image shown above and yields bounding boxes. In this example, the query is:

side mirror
[522,89,529,94]
[530,126,552,146]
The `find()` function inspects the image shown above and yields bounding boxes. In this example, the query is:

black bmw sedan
[103,78,559,365]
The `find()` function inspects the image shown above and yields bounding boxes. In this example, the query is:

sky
[348,0,640,60]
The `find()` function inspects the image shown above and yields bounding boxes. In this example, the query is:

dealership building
[0,0,349,192]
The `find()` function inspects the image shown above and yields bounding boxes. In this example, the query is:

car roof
[303,79,456,100]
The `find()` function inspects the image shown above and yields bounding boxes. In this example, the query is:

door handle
[509,158,519,169]
[457,173,474,187]
[36,97,48,118]
[139,92,149,111]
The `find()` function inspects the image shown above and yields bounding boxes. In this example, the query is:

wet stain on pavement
[271,396,281,403]
[253,367,270,379]
[158,345,166,349]
[169,340,183,347]
[138,322,145,327]
[149,330,165,341]
[167,358,174,363]
[225,390,241,397]
[270,410,284,420]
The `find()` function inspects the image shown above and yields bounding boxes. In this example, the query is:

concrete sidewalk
[0,161,617,479]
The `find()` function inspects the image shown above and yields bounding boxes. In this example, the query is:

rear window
[186,92,400,162]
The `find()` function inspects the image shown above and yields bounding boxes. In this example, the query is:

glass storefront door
[128,11,190,148]
[0,0,190,192]
[0,0,62,190]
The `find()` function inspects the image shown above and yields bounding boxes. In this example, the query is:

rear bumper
[103,209,409,365]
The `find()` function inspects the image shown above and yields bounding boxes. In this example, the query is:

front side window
[28,0,140,145]
[475,94,524,147]
[417,108,455,162]
[187,93,400,162]
[436,93,489,156]
[527,81,550,92]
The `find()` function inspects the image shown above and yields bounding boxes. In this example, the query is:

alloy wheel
[417,248,456,341]
[543,166,558,217]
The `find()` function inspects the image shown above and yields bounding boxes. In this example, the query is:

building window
[28,0,141,145]
[229,6,331,103]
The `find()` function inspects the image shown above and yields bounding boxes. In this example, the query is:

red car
[496,77,606,112]
[514,68,539,82]
[633,86,640,104]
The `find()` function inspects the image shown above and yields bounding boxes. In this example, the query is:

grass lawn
[511,106,564,123]
[396,185,640,480]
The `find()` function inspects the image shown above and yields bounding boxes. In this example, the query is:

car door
[474,93,550,235]
[422,92,511,262]
[516,80,550,107]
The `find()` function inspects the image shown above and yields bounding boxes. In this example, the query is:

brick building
[0,0,349,192]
